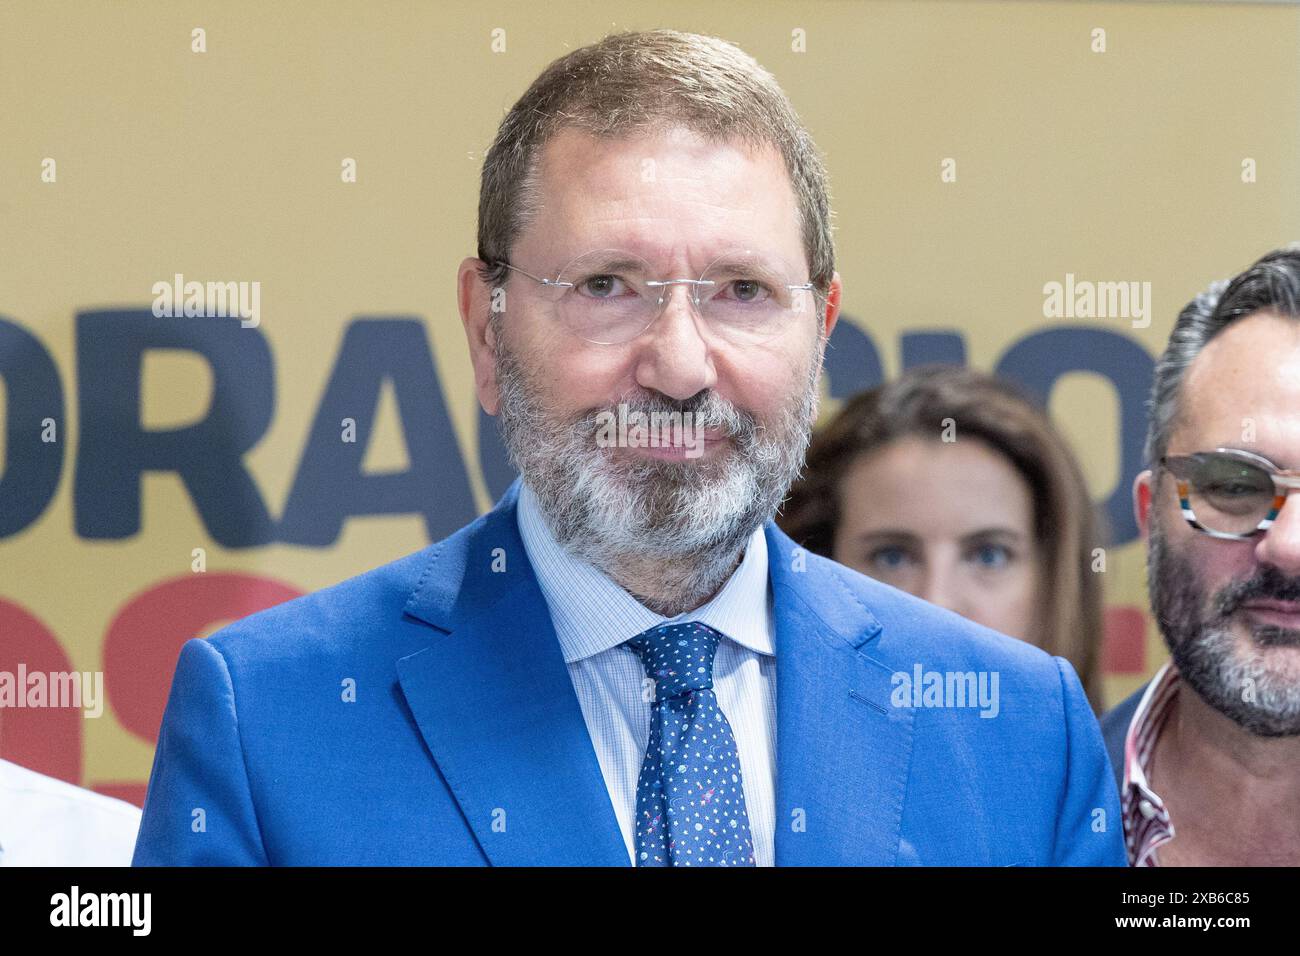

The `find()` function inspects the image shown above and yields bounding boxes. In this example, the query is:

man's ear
[821,270,842,342]
[1133,468,1154,541]
[457,256,501,416]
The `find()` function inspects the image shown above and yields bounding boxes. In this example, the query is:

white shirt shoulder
[0,759,142,866]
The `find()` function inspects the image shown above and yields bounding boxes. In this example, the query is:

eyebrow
[558,254,648,275]
[565,248,794,279]
[853,527,1025,546]
[703,254,792,283]
[1210,446,1292,471]
[608,256,655,272]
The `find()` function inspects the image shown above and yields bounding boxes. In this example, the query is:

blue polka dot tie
[627,621,756,867]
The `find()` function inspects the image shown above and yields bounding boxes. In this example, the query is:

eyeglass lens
[545,249,813,344]
[1182,454,1280,535]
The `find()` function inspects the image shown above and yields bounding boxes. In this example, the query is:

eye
[720,278,773,304]
[966,543,1012,569]
[1202,480,1267,497]
[576,274,633,299]
[867,545,914,571]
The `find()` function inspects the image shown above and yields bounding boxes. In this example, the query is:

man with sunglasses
[1102,248,1300,866]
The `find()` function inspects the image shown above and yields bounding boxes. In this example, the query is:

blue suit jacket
[133,478,1125,866]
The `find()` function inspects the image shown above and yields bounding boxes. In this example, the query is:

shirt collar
[516,480,775,664]
[1121,659,1180,865]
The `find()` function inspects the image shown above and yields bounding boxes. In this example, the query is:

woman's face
[831,435,1044,645]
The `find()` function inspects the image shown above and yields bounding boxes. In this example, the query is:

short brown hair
[778,365,1106,711]
[475,29,834,306]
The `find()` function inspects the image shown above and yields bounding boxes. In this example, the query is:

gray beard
[1148,513,1300,737]
[493,328,822,615]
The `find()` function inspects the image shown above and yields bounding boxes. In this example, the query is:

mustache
[1212,564,1300,619]
[572,391,757,441]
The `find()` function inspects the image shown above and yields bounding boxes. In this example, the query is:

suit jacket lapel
[395,480,914,866]
[767,522,915,866]
[396,480,629,866]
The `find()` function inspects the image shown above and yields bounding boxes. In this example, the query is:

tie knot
[627,621,723,700]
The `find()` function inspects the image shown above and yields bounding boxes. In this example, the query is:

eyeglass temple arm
[500,262,573,288]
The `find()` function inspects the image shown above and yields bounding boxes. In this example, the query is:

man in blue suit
[134,28,1123,867]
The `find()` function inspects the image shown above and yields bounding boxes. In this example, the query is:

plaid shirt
[1120,661,1180,866]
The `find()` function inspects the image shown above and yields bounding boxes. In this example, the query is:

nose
[633,282,717,401]
[1255,492,1300,575]
[919,561,971,620]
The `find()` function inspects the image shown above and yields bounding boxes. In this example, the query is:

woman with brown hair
[779,364,1105,711]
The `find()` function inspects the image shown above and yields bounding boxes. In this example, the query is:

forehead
[521,124,805,269]
[842,437,1035,532]
[1175,310,1300,462]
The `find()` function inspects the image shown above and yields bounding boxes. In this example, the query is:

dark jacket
[1100,683,1149,791]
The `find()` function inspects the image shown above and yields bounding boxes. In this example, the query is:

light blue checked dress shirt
[516,480,778,866]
